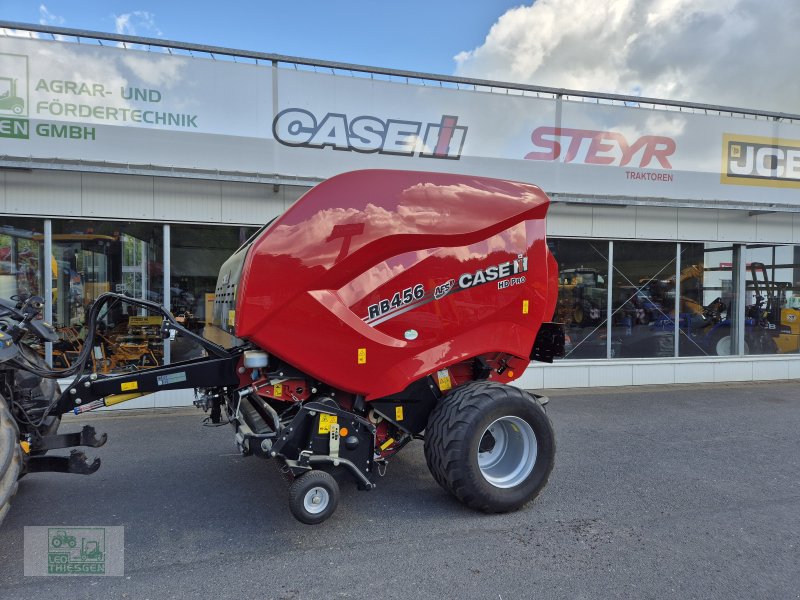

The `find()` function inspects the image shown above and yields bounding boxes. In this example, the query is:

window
[610,241,677,358]
[549,239,610,359]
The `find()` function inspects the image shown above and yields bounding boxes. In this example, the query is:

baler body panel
[231,169,557,399]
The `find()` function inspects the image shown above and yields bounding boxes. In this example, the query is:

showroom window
[610,241,678,358]
[743,244,800,355]
[548,239,610,359]
[169,224,257,361]
[677,244,738,357]
[0,217,44,300]
[50,220,164,371]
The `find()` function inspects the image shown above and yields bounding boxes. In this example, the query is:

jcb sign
[722,134,800,188]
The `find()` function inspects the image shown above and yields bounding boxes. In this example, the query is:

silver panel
[82,173,154,219]
[154,178,222,223]
[220,181,283,225]
[5,170,81,216]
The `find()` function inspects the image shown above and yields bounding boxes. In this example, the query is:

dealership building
[2,22,800,408]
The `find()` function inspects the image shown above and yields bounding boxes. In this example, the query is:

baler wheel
[424,381,555,513]
[288,470,340,524]
[0,395,22,526]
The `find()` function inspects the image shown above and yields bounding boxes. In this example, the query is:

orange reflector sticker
[339,427,349,437]
[507,370,514,378]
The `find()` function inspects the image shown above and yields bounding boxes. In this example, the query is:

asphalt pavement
[1,380,798,600]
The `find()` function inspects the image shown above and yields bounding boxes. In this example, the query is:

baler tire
[424,381,555,513]
[0,395,22,527]
[288,470,340,525]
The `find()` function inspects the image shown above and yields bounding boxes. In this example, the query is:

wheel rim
[715,335,732,355]
[477,416,537,488]
[303,486,330,514]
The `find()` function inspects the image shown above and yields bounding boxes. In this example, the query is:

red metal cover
[235,169,557,399]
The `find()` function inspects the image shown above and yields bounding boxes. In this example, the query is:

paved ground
[1,380,798,600]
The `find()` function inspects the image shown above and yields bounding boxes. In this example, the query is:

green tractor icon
[0,77,25,115]
[50,529,77,548]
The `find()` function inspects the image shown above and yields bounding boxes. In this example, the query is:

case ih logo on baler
[273,109,467,159]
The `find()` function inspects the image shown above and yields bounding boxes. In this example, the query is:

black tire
[0,395,22,526]
[288,470,340,525]
[424,381,555,513]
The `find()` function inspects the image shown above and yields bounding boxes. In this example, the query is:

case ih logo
[273,109,467,159]
[722,133,800,189]
[525,126,676,169]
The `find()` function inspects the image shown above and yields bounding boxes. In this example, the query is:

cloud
[454,0,800,114]
[114,11,163,37]
[39,4,65,26]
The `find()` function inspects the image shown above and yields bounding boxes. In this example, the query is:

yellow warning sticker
[273,383,283,397]
[522,300,530,314]
[380,437,395,451]
[121,381,138,392]
[318,413,338,434]
[227,310,236,326]
[395,406,404,421]
[128,315,162,326]
[437,369,452,391]
[357,348,367,364]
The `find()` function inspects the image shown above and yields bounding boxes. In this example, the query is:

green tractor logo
[47,527,106,574]
[0,76,25,115]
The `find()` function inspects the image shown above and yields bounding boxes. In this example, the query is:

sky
[0,0,798,114]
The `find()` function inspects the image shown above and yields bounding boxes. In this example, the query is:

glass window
[611,241,677,358]
[549,239,610,359]
[743,244,800,355]
[51,220,164,372]
[169,224,257,360]
[0,217,44,300]
[677,244,737,357]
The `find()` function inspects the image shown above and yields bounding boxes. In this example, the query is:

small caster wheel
[288,470,339,524]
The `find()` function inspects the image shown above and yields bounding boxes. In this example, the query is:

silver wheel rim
[303,486,330,514]
[715,335,732,356]
[477,416,537,488]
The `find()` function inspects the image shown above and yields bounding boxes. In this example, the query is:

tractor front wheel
[0,396,22,526]
[424,381,555,513]
[288,470,340,524]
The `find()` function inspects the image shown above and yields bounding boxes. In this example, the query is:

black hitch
[25,449,101,475]
[31,425,108,452]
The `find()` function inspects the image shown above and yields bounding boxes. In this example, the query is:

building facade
[2,23,800,407]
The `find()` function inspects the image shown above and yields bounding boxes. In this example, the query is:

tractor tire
[424,381,555,513]
[0,395,22,526]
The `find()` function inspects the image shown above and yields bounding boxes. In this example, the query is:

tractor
[0,170,564,525]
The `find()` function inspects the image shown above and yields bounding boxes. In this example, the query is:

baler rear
[0,169,563,525]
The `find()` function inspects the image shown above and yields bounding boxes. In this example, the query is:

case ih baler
[0,170,563,524]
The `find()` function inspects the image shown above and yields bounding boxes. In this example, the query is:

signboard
[2,35,800,206]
